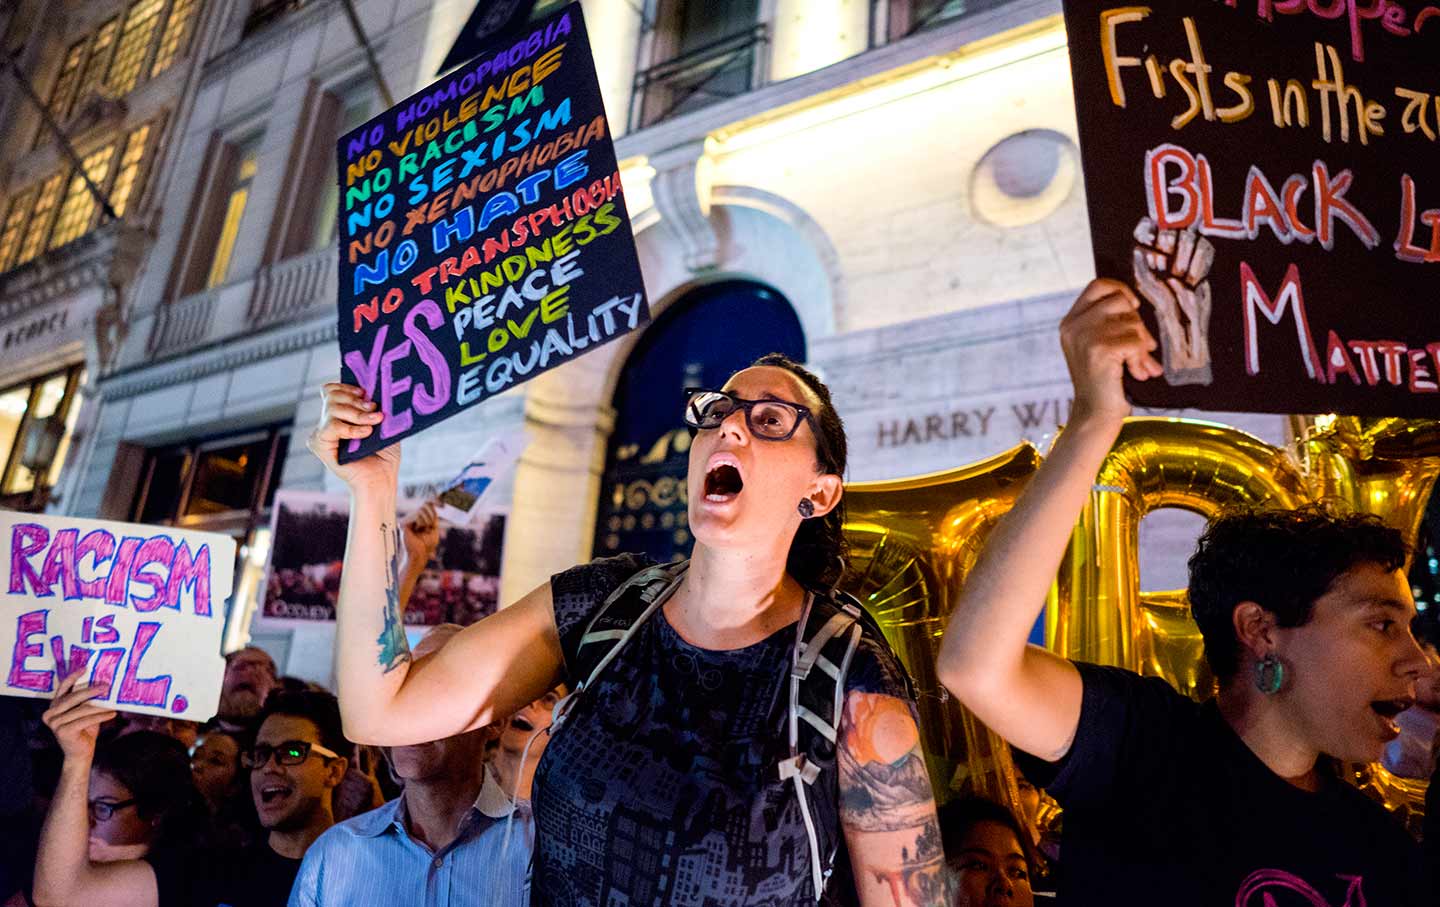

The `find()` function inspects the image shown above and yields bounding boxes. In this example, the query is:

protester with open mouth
[208,689,350,907]
[308,353,944,906]
[936,278,1432,905]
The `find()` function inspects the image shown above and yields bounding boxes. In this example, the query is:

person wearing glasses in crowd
[33,678,208,907]
[307,353,944,906]
[203,689,350,907]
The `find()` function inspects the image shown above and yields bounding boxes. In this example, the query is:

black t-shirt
[1014,663,1428,906]
[532,554,914,907]
[146,845,213,907]
[202,841,303,907]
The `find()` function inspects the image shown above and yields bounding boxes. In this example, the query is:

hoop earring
[797,499,815,519]
[1254,653,1285,695]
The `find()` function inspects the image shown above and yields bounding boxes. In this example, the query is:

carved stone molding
[646,140,719,272]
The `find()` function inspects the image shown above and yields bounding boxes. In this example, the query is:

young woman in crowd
[308,354,944,906]
[33,687,208,907]
[937,279,1431,904]
[191,730,258,848]
[937,799,1035,907]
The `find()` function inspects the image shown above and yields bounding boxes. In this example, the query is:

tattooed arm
[839,691,948,907]
[310,382,564,746]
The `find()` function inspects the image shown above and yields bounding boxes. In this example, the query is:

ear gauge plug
[797,499,815,519]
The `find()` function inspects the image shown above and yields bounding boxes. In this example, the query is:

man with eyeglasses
[207,689,349,907]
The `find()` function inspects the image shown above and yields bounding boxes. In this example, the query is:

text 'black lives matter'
[1061,0,1440,417]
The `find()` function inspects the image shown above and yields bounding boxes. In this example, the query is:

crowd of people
[1,279,1436,906]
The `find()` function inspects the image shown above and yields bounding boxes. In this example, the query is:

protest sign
[260,491,504,626]
[1060,1,1440,416]
[336,1,650,463]
[434,430,526,524]
[437,0,541,74]
[3,511,234,720]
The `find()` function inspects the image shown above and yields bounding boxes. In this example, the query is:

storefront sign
[335,1,649,463]
[1061,0,1440,416]
[2,511,234,720]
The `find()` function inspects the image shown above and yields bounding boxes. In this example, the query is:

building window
[631,0,764,130]
[46,39,87,122]
[48,145,116,250]
[881,0,1007,42]
[132,425,290,641]
[205,139,261,288]
[17,174,66,266]
[109,122,156,217]
[77,18,121,104]
[109,0,166,94]
[0,365,86,513]
[151,0,198,77]
[0,187,38,273]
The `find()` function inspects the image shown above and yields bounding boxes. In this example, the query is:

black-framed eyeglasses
[683,388,819,443]
[88,798,137,822]
[242,740,341,770]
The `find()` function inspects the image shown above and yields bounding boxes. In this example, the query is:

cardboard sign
[336,1,650,463]
[2,511,234,720]
[1060,1,1440,416]
[436,0,541,74]
[260,492,505,626]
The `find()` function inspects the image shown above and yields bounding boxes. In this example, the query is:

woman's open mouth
[704,463,744,503]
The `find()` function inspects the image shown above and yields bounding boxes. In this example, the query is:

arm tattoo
[840,692,948,906]
[376,522,411,673]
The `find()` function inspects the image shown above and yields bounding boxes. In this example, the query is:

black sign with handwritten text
[1062,0,1440,416]
[335,1,649,463]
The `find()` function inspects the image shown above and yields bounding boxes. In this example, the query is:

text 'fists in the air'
[1059,278,1163,422]
[306,382,400,491]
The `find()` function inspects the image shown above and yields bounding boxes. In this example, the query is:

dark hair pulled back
[93,731,205,851]
[750,353,848,590]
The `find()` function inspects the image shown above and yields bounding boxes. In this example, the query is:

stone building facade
[49,0,1287,678]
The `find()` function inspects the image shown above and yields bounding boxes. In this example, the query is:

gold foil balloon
[840,443,1041,809]
[850,414,1438,832]
[1051,418,1310,700]
[1291,415,1440,830]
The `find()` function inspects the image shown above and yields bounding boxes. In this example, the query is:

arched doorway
[592,280,805,562]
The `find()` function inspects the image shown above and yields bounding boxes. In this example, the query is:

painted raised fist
[1131,218,1215,386]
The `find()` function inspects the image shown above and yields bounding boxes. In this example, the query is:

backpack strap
[549,560,687,735]
[780,591,866,901]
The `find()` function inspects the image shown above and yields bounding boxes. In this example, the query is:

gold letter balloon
[840,415,1439,835]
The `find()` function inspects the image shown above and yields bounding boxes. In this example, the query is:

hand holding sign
[1058,278,1163,423]
[41,670,115,760]
[306,382,399,492]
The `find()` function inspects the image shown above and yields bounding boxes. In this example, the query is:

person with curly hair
[937,279,1431,905]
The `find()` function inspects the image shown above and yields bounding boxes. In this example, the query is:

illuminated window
[151,0,197,76]
[0,365,85,513]
[47,40,86,121]
[17,173,66,265]
[49,145,116,250]
[0,188,37,273]
[110,122,154,217]
[205,141,260,288]
[109,0,165,94]
[76,18,120,104]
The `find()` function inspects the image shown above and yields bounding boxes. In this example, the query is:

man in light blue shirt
[288,625,540,907]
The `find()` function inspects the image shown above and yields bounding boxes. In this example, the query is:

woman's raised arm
[307,383,563,745]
